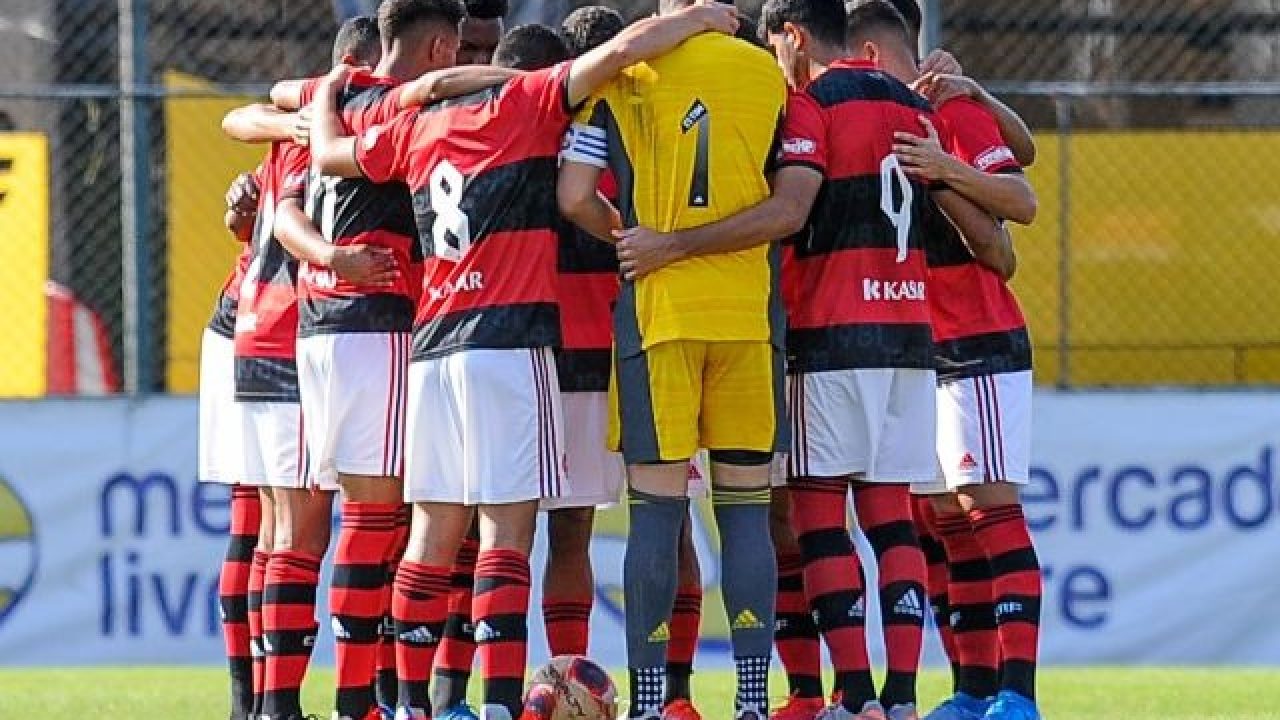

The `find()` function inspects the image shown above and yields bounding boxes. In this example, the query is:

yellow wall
[163,71,264,393]
[0,134,49,397]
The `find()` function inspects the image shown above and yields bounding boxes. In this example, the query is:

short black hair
[493,24,570,71]
[465,0,508,20]
[761,0,848,49]
[332,16,381,66]
[377,0,465,43]
[736,13,764,48]
[871,0,920,42]
[560,5,625,58]
[845,0,911,48]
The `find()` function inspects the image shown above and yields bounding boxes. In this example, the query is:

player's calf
[543,506,596,657]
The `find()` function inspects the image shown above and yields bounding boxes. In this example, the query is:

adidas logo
[893,589,925,620]
[848,596,866,620]
[995,600,1024,618]
[732,609,765,631]
[331,617,351,640]
[959,453,978,472]
[647,622,670,643]
[950,611,962,628]
[399,625,437,645]
[304,633,316,648]
[262,636,274,654]
[774,617,789,632]
[474,621,500,643]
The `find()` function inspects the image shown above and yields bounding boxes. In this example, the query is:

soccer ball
[524,655,618,720]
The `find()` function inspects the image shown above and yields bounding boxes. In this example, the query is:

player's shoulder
[807,62,929,113]
[937,95,996,126]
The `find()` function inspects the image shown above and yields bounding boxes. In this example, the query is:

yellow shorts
[609,340,786,464]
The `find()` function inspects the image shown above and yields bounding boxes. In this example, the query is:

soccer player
[556,3,787,719]
[309,6,740,720]
[200,168,262,720]
[226,19,384,720]
[460,0,507,64]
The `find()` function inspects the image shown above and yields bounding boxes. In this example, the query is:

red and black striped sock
[970,504,1041,701]
[474,549,532,720]
[261,550,321,719]
[664,584,702,703]
[935,512,999,699]
[543,593,593,656]
[376,506,410,710]
[855,484,926,709]
[391,560,451,718]
[775,551,823,699]
[912,496,960,691]
[431,536,479,712]
[332,502,403,718]
[248,549,269,717]
[220,486,260,719]
[792,478,875,712]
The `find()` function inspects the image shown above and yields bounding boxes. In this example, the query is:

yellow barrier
[0,134,49,397]
[163,71,264,393]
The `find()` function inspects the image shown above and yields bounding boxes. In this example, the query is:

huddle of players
[197,1,1042,720]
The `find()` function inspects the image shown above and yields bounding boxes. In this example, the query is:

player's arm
[614,166,823,280]
[270,79,307,111]
[565,0,738,107]
[222,103,304,144]
[894,115,1037,225]
[398,65,523,108]
[309,66,364,178]
[223,171,259,241]
[932,189,1017,281]
[914,72,1036,167]
[274,197,397,286]
[557,162,622,243]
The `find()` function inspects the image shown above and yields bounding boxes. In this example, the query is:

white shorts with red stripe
[297,332,409,490]
[238,400,307,488]
[914,370,1032,494]
[787,367,938,484]
[405,347,566,505]
[198,328,242,484]
[541,391,625,510]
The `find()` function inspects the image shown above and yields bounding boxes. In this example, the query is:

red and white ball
[524,655,618,720]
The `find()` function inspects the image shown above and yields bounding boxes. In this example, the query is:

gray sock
[713,485,776,713]
[624,489,688,717]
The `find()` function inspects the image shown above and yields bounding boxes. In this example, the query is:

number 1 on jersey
[683,100,711,208]
[879,154,913,263]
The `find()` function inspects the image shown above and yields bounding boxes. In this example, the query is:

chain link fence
[1,1,1277,395]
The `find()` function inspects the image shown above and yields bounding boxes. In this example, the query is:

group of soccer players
[198,2,1043,720]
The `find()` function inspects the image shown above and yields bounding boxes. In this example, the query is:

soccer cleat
[437,703,482,720]
[980,691,1040,720]
[662,698,704,720]
[770,694,825,720]
[817,701,887,720]
[923,693,992,720]
[886,704,919,720]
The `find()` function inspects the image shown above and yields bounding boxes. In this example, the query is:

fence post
[119,0,152,393]
[1055,95,1072,389]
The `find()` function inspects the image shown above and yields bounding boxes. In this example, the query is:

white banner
[1,392,1279,666]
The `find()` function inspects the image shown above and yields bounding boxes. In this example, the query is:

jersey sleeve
[506,61,576,126]
[342,76,407,131]
[938,98,1021,175]
[297,76,321,108]
[560,97,610,169]
[276,142,310,201]
[776,91,828,175]
[354,109,418,184]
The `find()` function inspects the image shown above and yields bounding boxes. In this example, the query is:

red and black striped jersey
[926,97,1031,381]
[777,60,938,373]
[355,62,577,361]
[555,169,619,393]
[296,73,420,336]
[207,164,265,339]
[233,140,309,402]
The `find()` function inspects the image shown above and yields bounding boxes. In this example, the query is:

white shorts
[198,329,242,484]
[297,332,409,490]
[914,371,1033,494]
[787,368,937,483]
[239,400,307,488]
[405,348,566,505]
[541,391,626,510]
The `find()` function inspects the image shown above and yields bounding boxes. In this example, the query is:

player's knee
[479,502,538,554]
[957,481,1021,510]
[929,492,966,516]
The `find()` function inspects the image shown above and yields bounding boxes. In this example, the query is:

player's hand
[893,114,961,183]
[225,172,259,216]
[913,72,981,107]
[328,245,398,287]
[682,0,740,36]
[615,226,683,281]
[291,106,313,146]
[918,49,963,79]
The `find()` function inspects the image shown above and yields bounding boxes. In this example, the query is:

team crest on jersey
[681,99,709,133]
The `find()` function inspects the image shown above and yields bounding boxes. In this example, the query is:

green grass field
[3,667,1280,719]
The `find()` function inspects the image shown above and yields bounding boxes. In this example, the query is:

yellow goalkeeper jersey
[571,32,787,353]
